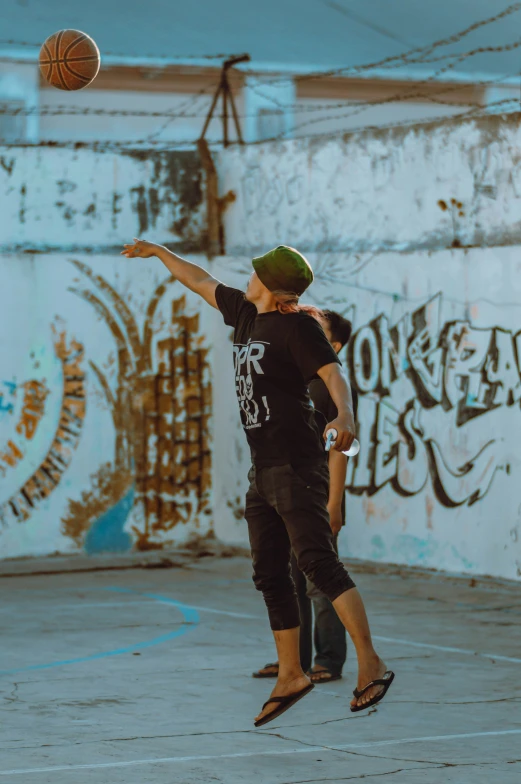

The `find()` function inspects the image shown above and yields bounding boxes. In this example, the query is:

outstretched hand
[121,238,158,259]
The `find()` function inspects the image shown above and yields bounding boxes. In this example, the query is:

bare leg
[254,626,311,723]
[332,588,387,709]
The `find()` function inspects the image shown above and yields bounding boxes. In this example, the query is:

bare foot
[253,662,279,678]
[308,665,340,683]
[351,656,388,710]
[254,672,311,724]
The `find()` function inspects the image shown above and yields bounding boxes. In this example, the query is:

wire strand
[260,97,521,145]
[285,43,521,137]
[251,2,521,86]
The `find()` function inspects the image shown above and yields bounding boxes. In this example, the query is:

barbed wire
[0,7,520,147]
[235,35,521,118]
[2,2,520,82]
[5,94,516,152]
[5,138,211,150]
[1,38,518,122]
[250,2,521,86]
[284,43,521,138]
[254,97,521,146]
[143,82,216,142]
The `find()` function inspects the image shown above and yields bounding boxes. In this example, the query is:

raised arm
[317,362,356,452]
[121,239,221,308]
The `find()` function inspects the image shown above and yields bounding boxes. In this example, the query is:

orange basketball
[39,30,100,91]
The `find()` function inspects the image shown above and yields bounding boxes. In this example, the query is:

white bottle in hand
[325,429,360,457]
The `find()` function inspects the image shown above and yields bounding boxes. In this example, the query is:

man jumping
[121,240,394,726]
[253,311,356,685]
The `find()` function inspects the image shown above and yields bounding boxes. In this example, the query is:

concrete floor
[1,557,520,783]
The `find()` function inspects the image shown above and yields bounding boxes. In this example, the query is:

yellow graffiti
[0,439,23,469]
[15,380,48,440]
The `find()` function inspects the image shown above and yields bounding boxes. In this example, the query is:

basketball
[39,30,100,91]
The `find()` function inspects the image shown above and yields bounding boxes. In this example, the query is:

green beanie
[252,245,314,297]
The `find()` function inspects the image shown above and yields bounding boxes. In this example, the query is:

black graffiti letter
[407,294,443,406]
[350,325,380,393]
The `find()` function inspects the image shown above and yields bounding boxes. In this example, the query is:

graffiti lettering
[0,380,48,476]
[347,294,517,507]
[0,439,23,469]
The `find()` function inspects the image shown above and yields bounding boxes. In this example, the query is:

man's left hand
[324,411,356,453]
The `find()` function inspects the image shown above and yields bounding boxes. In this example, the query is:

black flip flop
[254,683,314,727]
[308,667,342,684]
[351,670,395,713]
[252,662,279,679]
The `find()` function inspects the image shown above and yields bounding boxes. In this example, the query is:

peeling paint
[65,260,212,552]
[61,463,133,549]
[218,112,521,255]
[0,146,206,252]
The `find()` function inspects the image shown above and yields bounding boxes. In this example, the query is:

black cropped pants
[244,461,355,631]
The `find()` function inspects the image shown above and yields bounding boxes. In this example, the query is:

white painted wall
[213,113,521,581]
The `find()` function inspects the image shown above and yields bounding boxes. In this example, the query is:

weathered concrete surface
[218,112,521,255]
[0,146,206,252]
[1,558,520,782]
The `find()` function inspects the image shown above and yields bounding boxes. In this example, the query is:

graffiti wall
[0,144,213,560]
[3,115,521,581]
[209,249,521,581]
[213,114,521,581]
[0,255,213,559]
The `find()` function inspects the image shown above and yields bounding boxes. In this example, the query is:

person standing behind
[253,310,357,684]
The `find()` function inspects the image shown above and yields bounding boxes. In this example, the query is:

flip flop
[308,667,342,684]
[252,662,279,679]
[254,683,314,727]
[351,670,395,713]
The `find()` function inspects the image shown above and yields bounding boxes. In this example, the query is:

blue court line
[0,588,199,676]
[103,586,260,619]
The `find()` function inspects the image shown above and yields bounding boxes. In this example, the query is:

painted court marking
[0,590,199,676]
[1,729,520,776]
[104,587,259,619]
[2,589,519,677]
[110,596,521,665]
[138,596,521,664]
[373,635,521,665]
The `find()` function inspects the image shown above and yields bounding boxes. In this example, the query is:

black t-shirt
[308,378,358,431]
[215,284,340,467]
[308,377,358,526]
